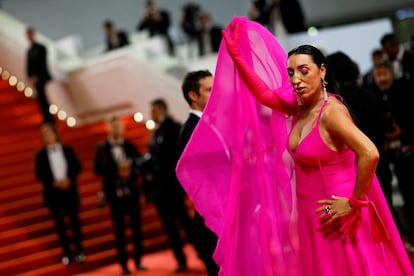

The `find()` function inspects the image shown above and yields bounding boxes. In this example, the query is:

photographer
[180,3,201,42]
[136,0,174,55]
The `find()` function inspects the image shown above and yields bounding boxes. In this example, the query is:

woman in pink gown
[176,16,413,275]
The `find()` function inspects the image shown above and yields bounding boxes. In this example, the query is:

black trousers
[35,80,54,123]
[109,195,144,267]
[194,211,219,276]
[154,192,196,266]
[49,204,83,255]
[392,150,414,242]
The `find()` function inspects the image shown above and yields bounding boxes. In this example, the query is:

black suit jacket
[177,112,219,259]
[340,85,384,149]
[149,116,181,173]
[386,79,414,146]
[27,42,51,82]
[279,0,306,33]
[197,26,223,56]
[137,10,170,36]
[147,116,183,198]
[34,145,81,208]
[106,31,130,51]
[401,50,414,83]
[178,113,199,156]
[94,140,140,204]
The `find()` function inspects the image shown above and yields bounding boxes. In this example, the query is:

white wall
[276,18,393,75]
[2,0,413,50]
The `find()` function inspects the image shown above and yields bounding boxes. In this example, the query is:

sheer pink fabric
[176,16,413,275]
[176,16,301,275]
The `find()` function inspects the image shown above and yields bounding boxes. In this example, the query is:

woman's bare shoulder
[321,96,353,127]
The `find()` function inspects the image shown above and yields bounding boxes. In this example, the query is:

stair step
[0,79,173,275]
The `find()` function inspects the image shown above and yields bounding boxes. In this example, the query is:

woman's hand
[315,195,352,224]
[222,17,243,58]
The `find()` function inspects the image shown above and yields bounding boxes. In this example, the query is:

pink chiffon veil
[176,16,301,275]
[365,175,414,272]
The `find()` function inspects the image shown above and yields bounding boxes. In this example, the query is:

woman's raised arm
[222,18,297,115]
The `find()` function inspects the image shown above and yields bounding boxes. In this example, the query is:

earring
[293,86,303,106]
[322,79,328,101]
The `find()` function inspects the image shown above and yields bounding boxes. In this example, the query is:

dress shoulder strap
[316,93,344,124]
[315,96,329,125]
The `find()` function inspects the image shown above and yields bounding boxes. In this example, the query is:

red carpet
[0,79,206,275]
[0,78,412,275]
[73,245,206,276]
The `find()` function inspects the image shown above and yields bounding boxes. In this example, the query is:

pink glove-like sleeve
[340,194,390,242]
[222,20,296,115]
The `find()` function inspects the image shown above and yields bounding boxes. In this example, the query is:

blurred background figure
[371,61,414,250]
[196,13,223,57]
[137,0,174,55]
[142,98,198,273]
[247,0,270,28]
[380,33,414,83]
[34,123,85,266]
[180,2,201,58]
[180,2,201,43]
[178,70,219,276]
[268,0,306,35]
[94,115,147,275]
[362,48,384,90]
[102,19,130,52]
[325,52,400,230]
[247,0,307,35]
[410,34,414,52]
[26,27,54,124]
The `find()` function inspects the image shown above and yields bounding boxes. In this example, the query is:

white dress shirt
[47,143,68,181]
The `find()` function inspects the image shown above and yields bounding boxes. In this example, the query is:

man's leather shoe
[136,263,148,271]
[75,252,86,263]
[122,266,131,275]
[61,255,71,266]
[175,264,187,273]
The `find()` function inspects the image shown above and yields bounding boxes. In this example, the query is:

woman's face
[287,54,325,104]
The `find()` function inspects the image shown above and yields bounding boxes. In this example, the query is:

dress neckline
[288,97,329,154]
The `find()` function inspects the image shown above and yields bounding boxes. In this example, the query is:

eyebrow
[288,64,310,70]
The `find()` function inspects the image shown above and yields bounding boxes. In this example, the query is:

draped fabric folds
[176,16,413,276]
[176,16,301,275]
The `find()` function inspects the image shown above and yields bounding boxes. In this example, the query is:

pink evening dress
[176,16,413,275]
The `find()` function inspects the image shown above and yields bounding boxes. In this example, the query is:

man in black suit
[94,115,146,275]
[26,27,54,123]
[197,13,222,57]
[143,98,196,272]
[137,0,174,55]
[103,20,130,51]
[381,33,414,84]
[178,70,219,276]
[34,123,84,266]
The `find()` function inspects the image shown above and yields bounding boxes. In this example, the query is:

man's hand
[54,178,71,190]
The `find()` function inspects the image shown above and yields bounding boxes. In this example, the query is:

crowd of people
[100,0,224,59]
[34,92,214,274]
[27,1,414,276]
